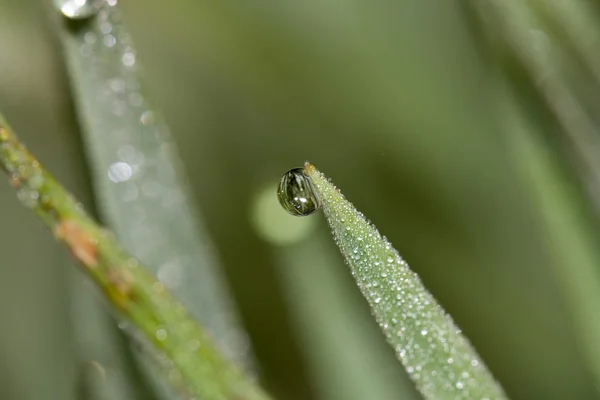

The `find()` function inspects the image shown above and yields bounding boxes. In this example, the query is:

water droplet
[55,0,103,20]
[277,167,321,216]
[157,259,183,289]
[107,161,133,182]
[109,78,125,92]
[156,327,168,341]
[17,187,39,208]
[103,34,116,47]
[122,51,136,67]
[140,110,155,125]
[99,22,112,34]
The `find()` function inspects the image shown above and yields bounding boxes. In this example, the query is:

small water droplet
[107,161,133,182]
[55,0,103,20]
[17,187,39,208]
[109,78,125,92]
[99,22,112,34]
[156,327,168,341]
[122,51,136,67]
[277,167,321,216]
[140,110,155,125]
[103,34,116,47]
[84,32,97,44]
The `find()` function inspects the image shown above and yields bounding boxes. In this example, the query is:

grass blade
[500,85,600,393]
[54,1,250,369]
[0,115,271,400]
[304,162,506,400]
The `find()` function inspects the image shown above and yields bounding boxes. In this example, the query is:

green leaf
[500,84,600,392]
[54,0,250,371]
[0,115,271,400]
[304,163,507,400]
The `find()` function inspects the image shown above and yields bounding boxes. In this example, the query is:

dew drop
[103,34,116,47]
[55,0,103,20]
[122,51,136,67]
[155,327,168,341]
[107,161,132,182]
[277,167,321,216]
[99,22,112,34]
[84,32,97,44]
[17,187,39,208]
[140,110,155,125]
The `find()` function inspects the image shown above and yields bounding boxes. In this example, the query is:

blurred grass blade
[54,1,250,368]
[500,86,600,393]
[0,116,271,400]
[304,163,506,400]
[474,1,600,221]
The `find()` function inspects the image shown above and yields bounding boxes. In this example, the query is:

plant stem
[0,115,271,400]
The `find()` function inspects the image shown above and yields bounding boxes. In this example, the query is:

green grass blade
[274,233,420,400]
[501,86,600,393]
[0,115,271,400]
[304,163,507,400]
[54,2,250,368]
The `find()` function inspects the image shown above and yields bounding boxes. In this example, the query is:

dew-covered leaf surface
[305,163,507,400]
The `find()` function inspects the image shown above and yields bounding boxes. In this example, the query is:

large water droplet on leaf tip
[277,167,321,216]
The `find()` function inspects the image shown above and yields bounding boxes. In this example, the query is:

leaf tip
[303,161,317,175]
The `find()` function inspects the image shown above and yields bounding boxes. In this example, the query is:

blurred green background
[1,0,600,399]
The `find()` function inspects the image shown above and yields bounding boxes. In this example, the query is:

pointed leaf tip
[304,165,506,400]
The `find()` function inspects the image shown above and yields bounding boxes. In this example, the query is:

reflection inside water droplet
[55,0,103,20]
[277,167,321,216]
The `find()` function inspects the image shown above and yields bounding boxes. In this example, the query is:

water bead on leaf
[277,167,321,216]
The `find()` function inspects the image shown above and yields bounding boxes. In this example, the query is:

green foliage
[3,0,600,399]
[305,163,506,399]
[0,115,271,400]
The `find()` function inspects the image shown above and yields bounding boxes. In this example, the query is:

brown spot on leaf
[54,220,98,268]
